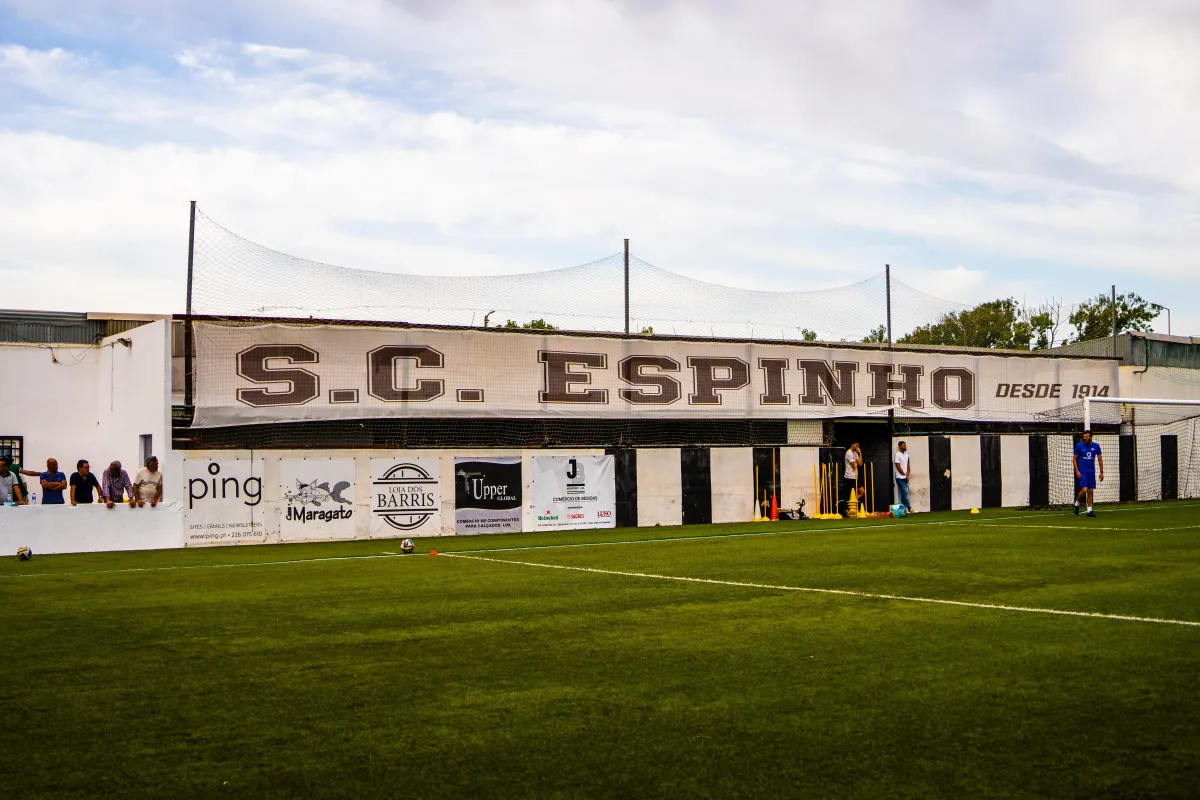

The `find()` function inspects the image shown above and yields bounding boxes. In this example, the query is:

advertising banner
[454,457,522,534]
[183,457,266,546]
[279,458,356,541]
[531,455,616,531]
[193,321,1119,428]
[370,458,442,537]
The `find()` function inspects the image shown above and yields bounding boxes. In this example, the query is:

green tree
[897,298,1060,350]
[800,328,818,342]
[1067,292,1156,343]
[640,326,654,336]
[862,325,888,343]
[503,318,560,331]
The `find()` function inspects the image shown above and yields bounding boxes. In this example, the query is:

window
[0,436,22,465]
[140,434,153,465]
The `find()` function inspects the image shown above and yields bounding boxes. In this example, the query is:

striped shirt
[102,468,133,502]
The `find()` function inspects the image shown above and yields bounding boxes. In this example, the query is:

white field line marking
[440,552,1200,629]
[5,502,1196,581]
[978,522,1200,532]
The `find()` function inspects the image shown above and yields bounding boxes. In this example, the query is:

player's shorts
[1078,471,1097,489]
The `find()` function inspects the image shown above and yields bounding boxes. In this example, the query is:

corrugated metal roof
[0,309,151,345]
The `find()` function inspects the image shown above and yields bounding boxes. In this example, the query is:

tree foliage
[800,328,818,342]
[1067,292,1156,343]
[898,299,1062,350]
[862,325,887,344]
[503,318,560,331]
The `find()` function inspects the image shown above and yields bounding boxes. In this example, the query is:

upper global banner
[191,322,1118,428]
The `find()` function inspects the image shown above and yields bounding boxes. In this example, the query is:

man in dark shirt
[70,460,103,505]
[38,458,67,504]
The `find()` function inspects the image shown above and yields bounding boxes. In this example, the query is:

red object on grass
[770,494,779,521]
[429,550,439,556]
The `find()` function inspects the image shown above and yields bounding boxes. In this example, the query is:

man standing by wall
[103,461,134,509]
[842,442,865,513]
[132,456,163,509]
[0,458,24,505]
[38,458,67,505]
[894,441,913,513]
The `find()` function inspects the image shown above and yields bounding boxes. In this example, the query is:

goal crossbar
[1083,397,1200,430]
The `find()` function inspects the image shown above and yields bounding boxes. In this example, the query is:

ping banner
[183,457,266,546]
[192,322,1118,427]
[454,457,522,534]
[531,455,616,531]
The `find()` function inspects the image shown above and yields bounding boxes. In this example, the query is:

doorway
[830,421,892,514]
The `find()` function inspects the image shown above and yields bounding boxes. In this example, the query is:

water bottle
[30,492,37,505]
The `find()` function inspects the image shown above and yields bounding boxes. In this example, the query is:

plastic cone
[770,494,779,521]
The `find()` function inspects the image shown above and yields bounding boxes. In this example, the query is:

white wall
[0,502,184,555]
[1000,435,1030,507]
[895,436,931,512]
[0,342,101,477]
[635,448,683,527]
[950,435,982,510]
[780,446,819,514]
[97,320,178,501]
[710,447,754,523]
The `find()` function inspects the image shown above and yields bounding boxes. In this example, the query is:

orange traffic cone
[770,493,779,521]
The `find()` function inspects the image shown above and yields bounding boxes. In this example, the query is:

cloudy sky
[1,0,1196,334]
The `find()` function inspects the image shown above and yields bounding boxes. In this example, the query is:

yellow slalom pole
[813,463,818,516]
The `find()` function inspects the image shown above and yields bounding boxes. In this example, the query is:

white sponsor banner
[531,455,616,531]
[183,457,266,546]
[454,457,522,534]
[193,322,1119,427]
[279,458,356,541]
[370,458,442,537]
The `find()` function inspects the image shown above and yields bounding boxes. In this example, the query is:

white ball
[400,539,415,554]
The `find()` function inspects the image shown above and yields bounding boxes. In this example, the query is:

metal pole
[885,264,892,347]
[1111,284,1118,358]
[624,239,630,336]
[184,200,197,407]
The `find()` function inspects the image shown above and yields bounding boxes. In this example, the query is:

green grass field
[3,503,1200,799]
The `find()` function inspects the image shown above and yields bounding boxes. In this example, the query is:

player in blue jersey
[1073,430,1104,517]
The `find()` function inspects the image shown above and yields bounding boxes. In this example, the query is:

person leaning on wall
[102,461,135,509]
[70,460,103,506]
[132,456,163,508]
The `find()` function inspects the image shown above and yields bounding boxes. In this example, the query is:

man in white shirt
[841,442,865,512]
[894,441,913,513]
[132,456,164,508]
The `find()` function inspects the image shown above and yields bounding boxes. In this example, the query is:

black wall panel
[1028,435,1049,507]
[606,448,638,528]
[1118,435,1137,502]
[752,447,781,519]
[681,446,712,525]
[1162,435,1179,501]
[928,436,952,512]
[980,434,1002,508]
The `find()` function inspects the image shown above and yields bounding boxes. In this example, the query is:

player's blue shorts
[1079,471,1097,489]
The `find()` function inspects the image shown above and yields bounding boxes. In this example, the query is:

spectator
[102,461,134,509]
[894,441,913,514]
[0,458,23,505]
[4,455,30,504]
[38,458,67,505]
[133,456,164,508]
[70,460,103,506]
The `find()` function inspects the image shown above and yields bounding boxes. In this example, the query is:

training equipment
[889,503,908,518]
[970,508,980,514]
[400,539,416,554]
[16,546,32,561]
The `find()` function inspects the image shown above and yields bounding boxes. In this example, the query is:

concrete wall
[710,447,754,523]
[0,503,184,555]
[635,448,683,527]
[780,446,819,514]
[895,436,931,512]
[949,436,982,510]
[1000,435,1030,507]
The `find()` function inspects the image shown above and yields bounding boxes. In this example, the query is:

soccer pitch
[4,505,1200,799]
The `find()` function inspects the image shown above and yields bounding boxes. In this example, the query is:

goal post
[1056,396,1200,505]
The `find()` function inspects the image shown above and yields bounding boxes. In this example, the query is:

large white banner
[279,458,357,541]
[193,322,1118,427]
[531,455,616,531]
[370,458,442,537]
[183,457,266,546]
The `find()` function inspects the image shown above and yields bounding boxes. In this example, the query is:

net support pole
[885,264,892,347]
[184,200,196,408]
[624,238,630,336]
[1111,284,1118,358]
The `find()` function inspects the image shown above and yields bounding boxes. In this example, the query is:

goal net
[1044,398,1200,505]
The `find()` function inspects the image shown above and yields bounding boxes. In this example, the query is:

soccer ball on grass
[17,546,33,561]
[400,539,416,554]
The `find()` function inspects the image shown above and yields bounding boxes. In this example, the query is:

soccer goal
[1045,397,1200,505]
